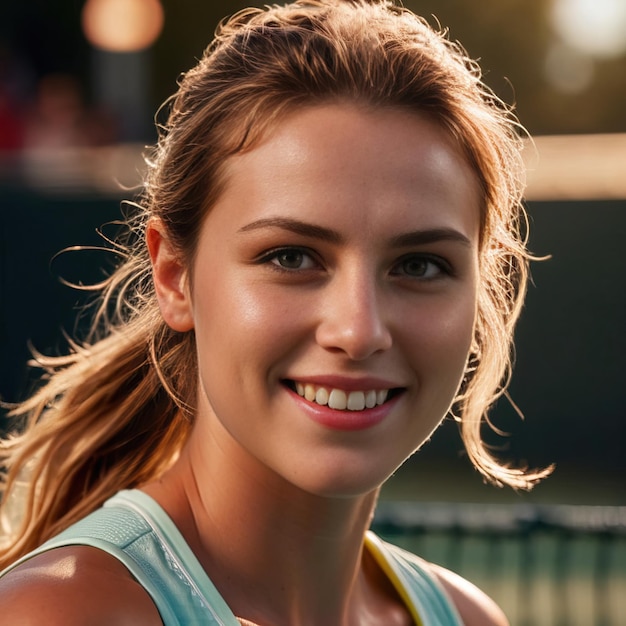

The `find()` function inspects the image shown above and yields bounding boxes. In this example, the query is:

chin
[281,455,403,501]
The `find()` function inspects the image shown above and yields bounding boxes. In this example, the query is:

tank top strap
[365,531,463,626]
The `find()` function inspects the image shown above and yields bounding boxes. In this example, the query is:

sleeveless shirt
[1,489,462,626]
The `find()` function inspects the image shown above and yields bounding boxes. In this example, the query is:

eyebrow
[390,229,471,248]
[238,217,343,243]
[238,217,471,247]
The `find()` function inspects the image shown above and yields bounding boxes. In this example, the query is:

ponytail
[0,240,197,568]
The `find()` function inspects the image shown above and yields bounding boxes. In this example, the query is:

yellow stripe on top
[365,531,425,626]
[364,530,464,626]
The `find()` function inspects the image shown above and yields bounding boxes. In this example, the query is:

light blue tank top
[1,490,462,625]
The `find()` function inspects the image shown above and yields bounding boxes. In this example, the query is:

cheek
[442,298,476,351]
[403,295,476,374]
[191,278,305,380]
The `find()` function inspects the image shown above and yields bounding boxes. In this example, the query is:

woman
[0,1,550,623]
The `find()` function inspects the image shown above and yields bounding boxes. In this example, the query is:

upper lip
[283,374,403,391]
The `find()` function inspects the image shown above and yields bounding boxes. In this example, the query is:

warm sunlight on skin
[153,104,482,500]
[9,554,78,582]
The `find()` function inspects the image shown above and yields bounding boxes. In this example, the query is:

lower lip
[286,386,402,431]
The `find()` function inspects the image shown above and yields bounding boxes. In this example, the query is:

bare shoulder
[0,546,163,625]
[429,562,510,626]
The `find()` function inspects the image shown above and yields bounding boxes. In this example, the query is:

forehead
[205,103,481,241]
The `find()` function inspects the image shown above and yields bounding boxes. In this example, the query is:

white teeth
[304,384,316,402]
[328,389,347,410]
[293,383,392,411]
[315,387,329,405]
[347,391,365,411]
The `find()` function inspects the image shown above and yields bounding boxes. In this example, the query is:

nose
[315,269,392,361]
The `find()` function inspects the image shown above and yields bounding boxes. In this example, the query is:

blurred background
[0,1,624,623]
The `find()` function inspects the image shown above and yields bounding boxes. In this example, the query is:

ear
[146,218,194,332]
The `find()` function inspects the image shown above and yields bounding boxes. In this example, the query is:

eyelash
[257,247,453,280]
[257,247,320,272]
[391,254,453,280]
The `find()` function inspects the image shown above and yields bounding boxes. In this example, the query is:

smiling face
[153,103,481,498]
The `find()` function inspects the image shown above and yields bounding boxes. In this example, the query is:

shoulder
[369,534,508,625]
[429,562,510,626]
[0,546,163,625]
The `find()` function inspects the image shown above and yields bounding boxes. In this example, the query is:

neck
[144,422,384,626]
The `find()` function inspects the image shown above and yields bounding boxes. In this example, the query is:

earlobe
[146,219,194,332]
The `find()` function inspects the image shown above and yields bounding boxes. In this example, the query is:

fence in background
[373,502,626,626]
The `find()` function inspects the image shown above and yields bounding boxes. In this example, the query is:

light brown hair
[0,0,550,569]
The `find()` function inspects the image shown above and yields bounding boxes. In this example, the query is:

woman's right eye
[261,247,318,271]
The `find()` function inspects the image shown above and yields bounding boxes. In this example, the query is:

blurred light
[551,0,626,59]
[544,42,594,94]
[82,0,164,52]
[523,133,626,200]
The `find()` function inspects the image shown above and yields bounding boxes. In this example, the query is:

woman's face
[171,104,481,498]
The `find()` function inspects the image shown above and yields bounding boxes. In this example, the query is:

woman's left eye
[393,255,449,279]
[261,247,318,271]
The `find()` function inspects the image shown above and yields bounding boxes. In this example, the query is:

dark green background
[1,0,624,506]
[1,187,624,504]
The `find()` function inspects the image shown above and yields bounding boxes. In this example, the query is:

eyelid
[256,245,322,270]
[392,253,454,279]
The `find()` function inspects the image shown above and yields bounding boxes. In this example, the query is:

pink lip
[286,374,400,392]
[285,384,403,431]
